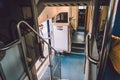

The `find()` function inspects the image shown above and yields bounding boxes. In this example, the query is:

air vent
[46,4,52,6]
[41,0,90,6]
[58,4,63,6]
[77,3,81,6]
[52,4,57,6]
[64,4,69,6]
[44,2,89,6]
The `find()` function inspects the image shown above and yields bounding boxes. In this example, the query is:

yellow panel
[69,6,78,30]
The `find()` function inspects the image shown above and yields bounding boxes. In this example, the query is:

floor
[40,54,85,80]
[61,54,85,80]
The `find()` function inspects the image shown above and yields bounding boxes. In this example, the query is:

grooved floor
[61,54,85,80]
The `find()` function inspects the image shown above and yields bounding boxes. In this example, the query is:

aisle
[61,54,85,80]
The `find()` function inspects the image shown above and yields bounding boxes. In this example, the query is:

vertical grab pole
[47,19,51,45]
[48,45,53,80]
[47,17,53,80]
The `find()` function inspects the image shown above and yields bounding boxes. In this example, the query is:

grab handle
[85,34,99,64]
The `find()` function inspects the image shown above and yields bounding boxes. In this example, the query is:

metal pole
[48,45,53,80]
[98,0,119,79]
[47,20,51,45]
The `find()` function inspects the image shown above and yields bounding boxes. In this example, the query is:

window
[56,12,68,23]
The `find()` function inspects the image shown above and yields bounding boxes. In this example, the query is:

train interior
[0,0,120,80]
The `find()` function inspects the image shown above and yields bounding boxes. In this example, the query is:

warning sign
[57,26,63,30]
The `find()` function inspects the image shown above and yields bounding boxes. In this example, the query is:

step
[72,31,85,43]
[72,46,84,50]
[73,31,85,35]
[77,29,85,32]
[78,26,85,30]
[72,41,85,44]
[70,52,85,55]
[71,48,84,53]
[77,27,85,32]
[72,43,85,48]
[62,51,85,56]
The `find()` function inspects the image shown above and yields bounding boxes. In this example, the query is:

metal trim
[0,40,21,51]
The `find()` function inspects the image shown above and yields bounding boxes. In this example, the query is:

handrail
[17,20,58,53]
[17,21,61,80]
[85,34,99,64]
[84,34,99,80]
[0,39,21,51]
